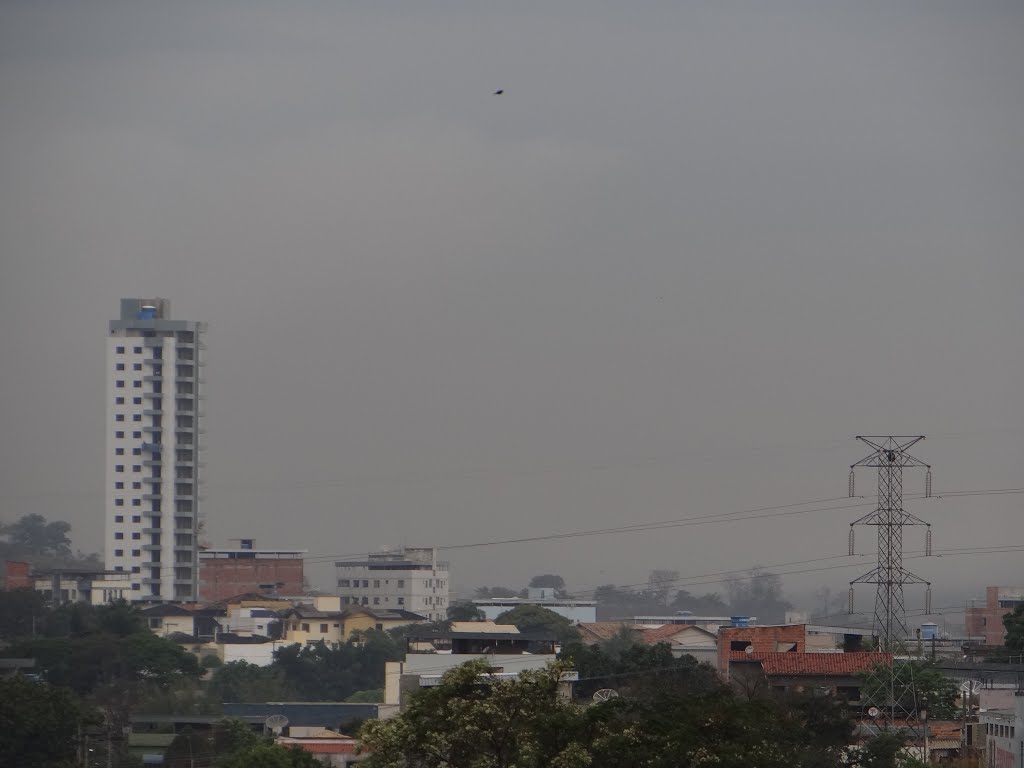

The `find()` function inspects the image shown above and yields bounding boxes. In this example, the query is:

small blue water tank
[137,305,157,320]
[730,616,752,628]
[921,623,938,640]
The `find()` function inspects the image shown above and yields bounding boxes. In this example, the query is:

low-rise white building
[981,692,1024,768]
[473,588,596,624]
[33,569,132,605]
[336,547,449,622]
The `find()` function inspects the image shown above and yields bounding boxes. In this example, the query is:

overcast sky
[1,1,1021,618]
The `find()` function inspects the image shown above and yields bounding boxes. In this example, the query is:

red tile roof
[731,652,891,676]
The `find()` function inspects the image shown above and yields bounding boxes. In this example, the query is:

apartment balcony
[143,408,163,416]
[142,578,162,586]
[143,458,162,467]
[142,543,162,551]
[142,528,162,535]
[143,358,163,367]
[143,374,163,383]
[142,493,162,501]
[142,425,161,434]
[143,338,164,348]
[141,562,162,570]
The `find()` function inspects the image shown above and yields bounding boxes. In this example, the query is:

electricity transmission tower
[847,436,933,744]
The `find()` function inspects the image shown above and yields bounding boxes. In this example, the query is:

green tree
[529,574,567,595]
[0,676,94,768]
[446,601,485,622]
[1003,604,1024,652]
[219,742,324,768]
[0,588,47,640]
[360,660,588,768]
[495,604,581,645]
[669,589,730,615]
[854,733,929,768]
[208,661,292,703]
[858,660,958,720]
[726,566,793,623]
[0,513,72,557]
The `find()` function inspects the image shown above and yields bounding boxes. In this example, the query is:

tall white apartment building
[106,298,206,602]
[336,547,450,622]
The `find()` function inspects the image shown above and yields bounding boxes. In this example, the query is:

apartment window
[133,397,142,405]
[397,597,405,605]
[133,414,142,422]
[362,580,369,588]
[116,380,125,388]
[116,346,125,353]
[115,532,124,540]
[115,465,124,473]
[115,397,125,405]
[133,363,143,371]
[115,448,124,455]
[131,583,140,591]
[133,381,142,388]
[338,579,350,587]
[132,499,141,506]
[132,465,141,472]
[131,549,140,557]
[132,431,141,438]
[373,597,380,605]
[116,363,125,371]
[115,499,124,507]
[115,414,125,422]
[115,431,125,439]
[131,567,140,574]
[114,482,124,491]
[132,533,141,540]
[131,516,141,523]
[131,481,141,490]
[133,346,142,354]
[320,624,328,633]
[114,566,124,572]
[132,448,142,456]
[302,623,310,632]
[114,549,124,557]
[398,580,405,588]
[361,597,368,606]
[374,580,380,588]
[114,515,124,523]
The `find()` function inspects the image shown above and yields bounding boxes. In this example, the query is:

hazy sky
[1,2,1021,618]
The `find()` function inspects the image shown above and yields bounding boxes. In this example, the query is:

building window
[131,583,139,590]
[115,397,125,405]
[115,448,124,455]
[338,580,350,587]
[133,414,142,422]
[131,550,140,557]
[132,499,141,506]
[133,346,142,354]
[320,624,328,633]
[132,465,141,472]
[133,363,143,371]
[115,499,124,506]
[115,465,124,473]
[362,580,369,588]
[116,363,125,371]
[373,597,380,605]
[302,623,310,632]
[115,414,125,422]
[132,448,142,456]
[131,516,141,523]
[133,397,142,405]
[115,532,124,540]
[133,381,142,388]
[115,482,124,490]
[116,346,125,354]
[116,380,125,388]
[114,549,124,557]
[397,597,405,605]
[114,515,124,523]
[132,533,141,540]
[115,431,124,438]
[132,431,141,438]
[398,580,405,588]
[361,597,368,605]
[132,481,141,489]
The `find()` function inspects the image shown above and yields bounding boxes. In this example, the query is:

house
[280,604,348,646]
[716,624,807,677]
[275,730,364,767]
[384,623,574,710]
[343,607,428,636]
[139,603,199,637]
[31,568,132,605]
[198,540,306,602]
[728,651,890,703]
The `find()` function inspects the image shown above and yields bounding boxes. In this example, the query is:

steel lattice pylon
[847,436,932,750]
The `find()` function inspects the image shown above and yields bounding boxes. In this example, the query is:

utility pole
[847,436,933,754]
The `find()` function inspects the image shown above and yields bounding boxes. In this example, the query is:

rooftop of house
[731,651,891,676]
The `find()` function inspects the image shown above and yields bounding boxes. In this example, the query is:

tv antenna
[592,689,619,703]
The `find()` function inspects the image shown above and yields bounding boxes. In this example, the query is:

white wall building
[335,547,449,622]
[106,298,206,602]
[474,588,597,624]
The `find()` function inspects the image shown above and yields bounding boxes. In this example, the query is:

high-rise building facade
[106,298,206,602]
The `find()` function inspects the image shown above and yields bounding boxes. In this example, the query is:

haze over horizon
[1,2,1022,619]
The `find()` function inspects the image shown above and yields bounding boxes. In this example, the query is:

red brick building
[965,586,1024,646]
[198,542,305,602]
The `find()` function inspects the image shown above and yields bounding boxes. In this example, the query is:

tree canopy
[494,604,581,645]
[0,676,94,768]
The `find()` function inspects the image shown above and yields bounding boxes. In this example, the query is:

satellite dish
[959,680,982,694]
[744,646,754,655]
[265,714,289,736]
[867,707,880,718]
[593,689,619,703]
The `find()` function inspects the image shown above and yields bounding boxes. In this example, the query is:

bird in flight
[493,89,504,95]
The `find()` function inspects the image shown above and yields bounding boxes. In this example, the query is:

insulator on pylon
[848,587,854,614]
[849,470,855,498]
[925,469,932,498]
[925,526,932,557]
[925,586,932,614]
[848,526,855,556]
